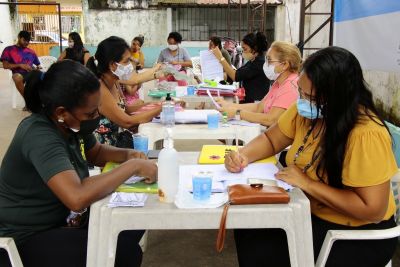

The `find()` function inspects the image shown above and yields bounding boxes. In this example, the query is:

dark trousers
[0,228,144,267]
[234,215,397,267]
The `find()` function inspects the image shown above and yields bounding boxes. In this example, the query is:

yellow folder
[103,162,158,194]
[198,145,277,164]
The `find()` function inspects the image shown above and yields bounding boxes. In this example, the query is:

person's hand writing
[274,164,313,190]
[224,151,248,173]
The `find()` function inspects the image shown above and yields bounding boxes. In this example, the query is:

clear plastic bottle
[161,93,175,127]
[157,129,179,203]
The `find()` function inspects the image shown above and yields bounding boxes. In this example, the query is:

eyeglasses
[266,59,281,64]
[290,80,316,103]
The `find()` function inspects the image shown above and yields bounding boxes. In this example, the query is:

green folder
[103,162,159,194]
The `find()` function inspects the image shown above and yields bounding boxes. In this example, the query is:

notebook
[103,162,159,194]
[198,145,277,164]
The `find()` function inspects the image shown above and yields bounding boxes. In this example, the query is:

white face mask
[68,41,74,48]
[263,62,282,80]
[112,62,134,80]
[168,44,178,51]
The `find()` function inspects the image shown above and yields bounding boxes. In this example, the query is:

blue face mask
[297,98,323,119]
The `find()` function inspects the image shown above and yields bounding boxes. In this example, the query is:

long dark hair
[303,46,388,188]
[66,32,85,64]
[24,60,100,116]
[242,32,268,55]
[86,36,129,78]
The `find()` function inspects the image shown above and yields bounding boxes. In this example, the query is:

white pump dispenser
[157,128,179,203]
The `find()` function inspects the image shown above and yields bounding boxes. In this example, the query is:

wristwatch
[235,110,241,121]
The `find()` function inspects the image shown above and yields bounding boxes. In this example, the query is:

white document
[124,176,144,184]
[206,90,221,110]
[174,109,220,124]
[175,190,228,209]
[199,50,224,81]
[108,192,148,207]
[179,163,293,191]
[228,120,260,127]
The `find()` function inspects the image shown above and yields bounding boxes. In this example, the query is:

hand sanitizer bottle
[157,128,179,203]
[161,93,175,127]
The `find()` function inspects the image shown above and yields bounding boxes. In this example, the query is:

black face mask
[78,116,101,135]
[67,112,100,135]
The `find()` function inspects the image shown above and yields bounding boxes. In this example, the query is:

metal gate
[0,1,62,56]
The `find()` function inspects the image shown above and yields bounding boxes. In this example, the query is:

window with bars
[61,15,81,34]
[171,6,275,42]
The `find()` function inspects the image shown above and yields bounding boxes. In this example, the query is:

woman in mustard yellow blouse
[225,46,398,267]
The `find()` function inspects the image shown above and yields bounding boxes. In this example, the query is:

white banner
[333,0,400,72]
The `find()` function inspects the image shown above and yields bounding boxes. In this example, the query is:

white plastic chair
[38,56,57,72]
[190,56,201,80]
[316,170,400,267]
[0,237,23,267]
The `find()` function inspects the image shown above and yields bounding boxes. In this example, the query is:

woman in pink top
[217,41,301,127]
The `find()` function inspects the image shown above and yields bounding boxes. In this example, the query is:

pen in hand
[235,127,243,172]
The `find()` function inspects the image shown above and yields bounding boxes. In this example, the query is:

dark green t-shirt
[0,113,97,245]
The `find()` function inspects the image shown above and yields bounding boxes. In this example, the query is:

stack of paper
[174,109,220,124]
[108,192,148,207]
[175,190,228,209]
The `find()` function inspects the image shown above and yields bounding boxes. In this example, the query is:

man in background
[1,31,41,96]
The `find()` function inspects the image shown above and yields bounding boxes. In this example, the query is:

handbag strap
[216,202,230,252]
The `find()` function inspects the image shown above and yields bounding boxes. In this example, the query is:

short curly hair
[167,32,183,43]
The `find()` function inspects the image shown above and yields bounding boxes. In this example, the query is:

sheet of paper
[179,163,293,191]
[206,89,221,109]
[108,192,148,207]
[228,120,260,127]
[124,176,144,184]
[174,109,219,123]
[199,50,224,81]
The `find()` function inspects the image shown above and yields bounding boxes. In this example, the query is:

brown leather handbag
[216,184,290,252]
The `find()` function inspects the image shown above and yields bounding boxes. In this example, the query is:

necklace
[293,127,321,173]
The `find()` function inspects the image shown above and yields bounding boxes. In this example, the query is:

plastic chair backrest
[38,56,57,72]
[386,121,400,167]
[191,56,201,78]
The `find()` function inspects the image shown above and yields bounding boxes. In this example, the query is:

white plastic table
[86,152,314,267]
[138,122,262,150]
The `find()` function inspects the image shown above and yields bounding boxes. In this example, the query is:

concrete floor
[0,69,399,266]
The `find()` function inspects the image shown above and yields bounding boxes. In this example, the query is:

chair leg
[12,84,17,109]
[139,230,148,252]
[0,238,23,267]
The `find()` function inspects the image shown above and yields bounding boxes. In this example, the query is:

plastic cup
[187,86,196,96]
[192,172,212,201]
[132,134,149,154]
[207,113,219,129]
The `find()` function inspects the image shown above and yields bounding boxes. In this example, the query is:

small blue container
[133,134,149,154]
[192,172,212,201]
[187,86,196,96]
[207,113,219,129]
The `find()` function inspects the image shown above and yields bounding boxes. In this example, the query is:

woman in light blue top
[157,32,192,70]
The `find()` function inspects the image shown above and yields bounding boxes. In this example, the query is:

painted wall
[82,0,168,47]
[0,0,15,54]
[286,0,399,125]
